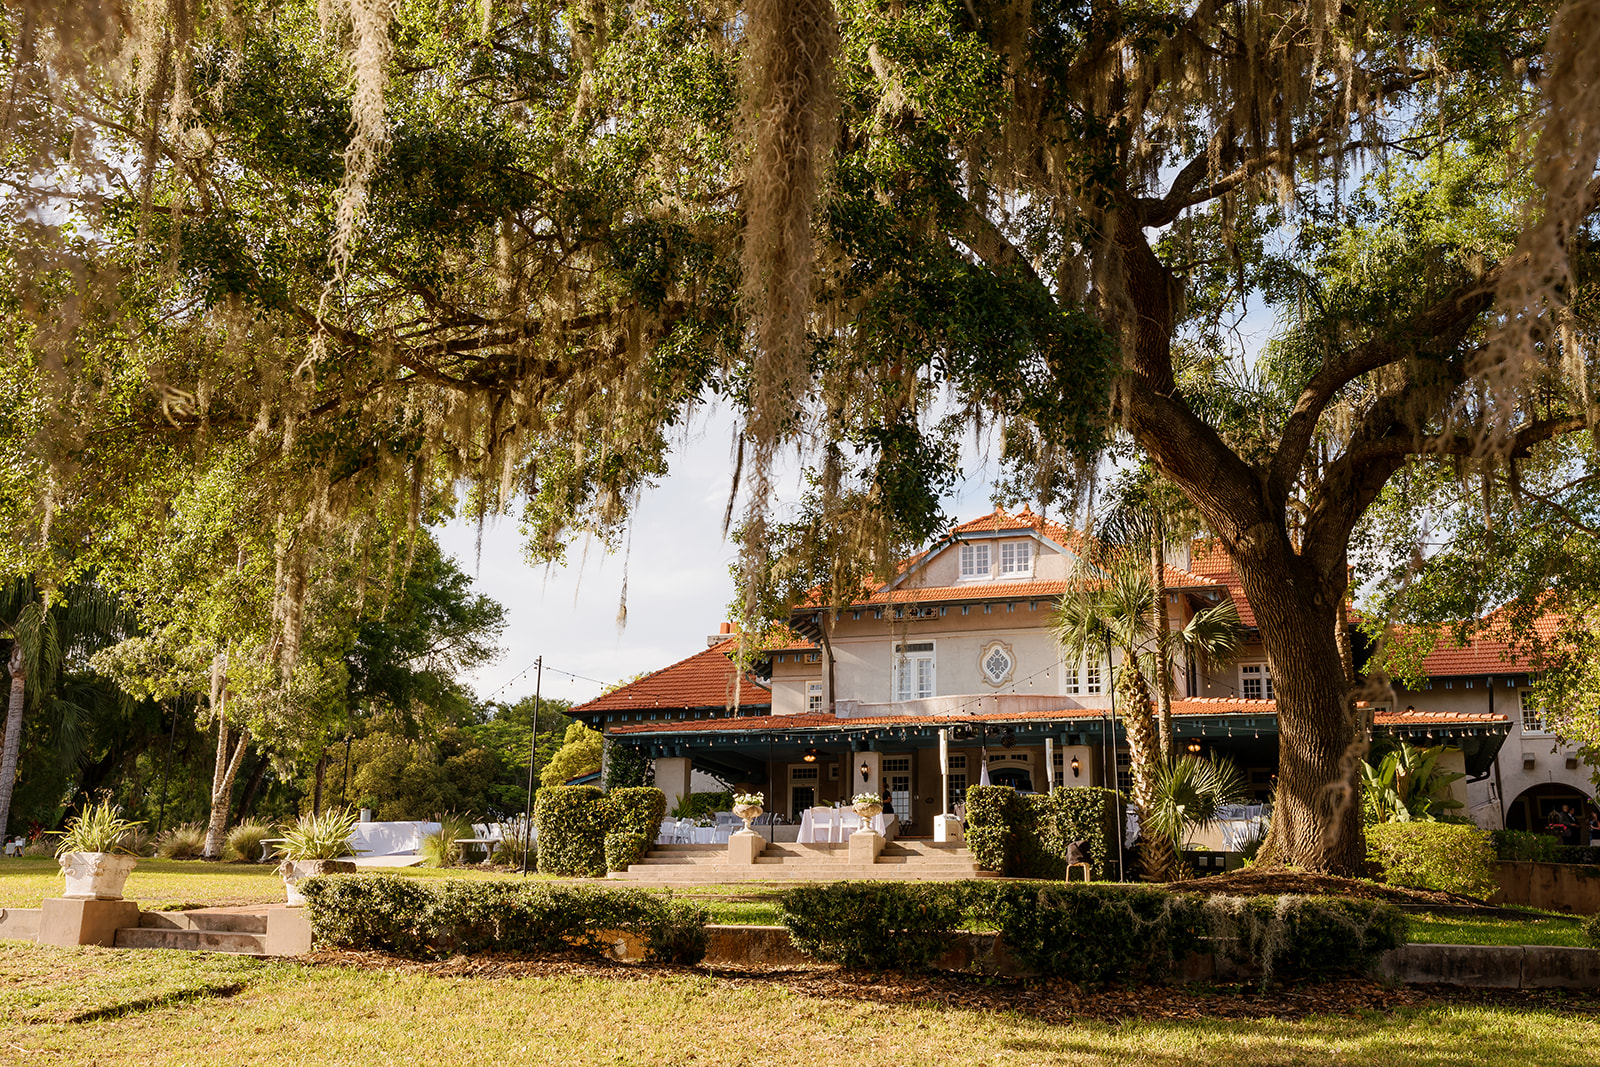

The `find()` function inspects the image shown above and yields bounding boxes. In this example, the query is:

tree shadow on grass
[66,982,246,1024]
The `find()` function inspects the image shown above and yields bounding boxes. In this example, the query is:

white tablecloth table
[796,809,897,843]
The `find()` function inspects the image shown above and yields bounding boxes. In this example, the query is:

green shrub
[1368,821,1500,899]
[1492,829,1563,862]
[964,785,1116,879]
[536,785,666,877]
[671,791,733,821]
[298,875,707,963]
[155,823,207,860]
[535,785,608,877]
[779,882,965,971]
[1585,912,1599,950]
[605,832,651,872]
[1203,895,1408,980]
[974,882,1206,983]
[602,787,668,839]
[223,821,275,863]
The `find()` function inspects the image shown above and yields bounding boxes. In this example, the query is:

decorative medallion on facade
[979,641,1016,687]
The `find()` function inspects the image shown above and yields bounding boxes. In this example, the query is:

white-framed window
[790,765,819,781]
[999,540,1034,576]
[1085,658,1102,695]
[1519,689,1546,734]
[949,773,968,803]
[1064,663,1080,694]
[1240,662,1273,701]
[806,681,824,712]
[959,543,992,579]
[883,757,911,773]
[947,753,967,771]
[894,641,936,700]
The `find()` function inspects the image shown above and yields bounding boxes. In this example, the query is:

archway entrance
[1506,783,1595,838]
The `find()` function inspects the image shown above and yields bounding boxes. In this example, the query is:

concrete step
[114,926,268,954]
[139,909,268,934]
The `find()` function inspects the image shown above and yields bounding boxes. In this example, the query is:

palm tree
[0,576,124,842]
[1053,547,1246,879]
[1144,754,1250,878]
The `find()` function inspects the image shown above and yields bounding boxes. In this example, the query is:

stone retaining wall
[1493,861,1600,915]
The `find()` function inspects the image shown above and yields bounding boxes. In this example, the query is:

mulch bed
[1154,869,1491,909]
[304,950,1600,1021]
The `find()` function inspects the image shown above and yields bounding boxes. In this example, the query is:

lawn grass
[0,857,529,910]
[1404,910,1590,948]
[2,942,1598,1066]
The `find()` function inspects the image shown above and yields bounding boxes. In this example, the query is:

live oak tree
[11,1,1600,874]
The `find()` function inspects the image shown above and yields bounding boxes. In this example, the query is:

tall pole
[521,657,542,876]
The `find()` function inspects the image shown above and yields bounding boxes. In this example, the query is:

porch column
[1044,737,1056,793]
[654,757,692,815]
[855,750,882,800]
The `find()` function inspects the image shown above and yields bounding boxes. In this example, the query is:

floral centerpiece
[731,792,765,831]
[852,792,884,821]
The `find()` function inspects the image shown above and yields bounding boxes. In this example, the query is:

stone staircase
[111,908,274,955]
[610,838,996,884]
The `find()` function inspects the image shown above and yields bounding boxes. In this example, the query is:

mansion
[571,508,1590,840]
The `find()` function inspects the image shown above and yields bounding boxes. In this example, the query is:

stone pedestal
[37,897,140,948]
[848,830,885,866]
[265,908,313,955]
[728,829,764,865]
[933,814,964,844]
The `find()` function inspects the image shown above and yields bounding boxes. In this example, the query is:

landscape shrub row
[534,785,667,876]
[299,874,707,962]
[965,785,1118,879]
[1490,830,1600,866]
[1367,821,1500,899]
[1586,912,1599,950]
[777,881,1407,982]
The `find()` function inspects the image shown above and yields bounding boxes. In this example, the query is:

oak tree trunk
[1232,549,1364,873]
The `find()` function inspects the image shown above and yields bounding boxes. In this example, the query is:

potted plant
[276,807,360,905]
[56,800,144,900]
[852,792,884,823]
[731,792,765,832]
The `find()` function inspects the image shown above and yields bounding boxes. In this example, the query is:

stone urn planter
[731,793,766,832]
[279,858,358,906]
[852,795,884,829]
[59,852,139,900]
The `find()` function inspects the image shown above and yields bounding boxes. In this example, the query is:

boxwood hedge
[965,785,1117,879]
[299,874,707,963]
[535,784,667,877]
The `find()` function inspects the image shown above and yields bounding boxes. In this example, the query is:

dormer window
[999,540,1033,576]
[960,543,991,578]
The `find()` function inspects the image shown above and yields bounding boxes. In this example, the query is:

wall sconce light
[859,760,870,781]
[803,748,818,763]
[1070,756,1081,778]
[1186,740,1202,754]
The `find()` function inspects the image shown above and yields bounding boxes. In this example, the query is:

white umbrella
[978,755,991,787]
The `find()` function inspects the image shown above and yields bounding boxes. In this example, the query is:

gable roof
[571,642,771,715]
[1188,538,1257,628]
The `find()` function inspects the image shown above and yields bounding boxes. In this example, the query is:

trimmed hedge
[978,882,1205,982]
[775,881,1407,983]
[1367,821,1499,899]
[1202,894,1409,980]
[535,785,668,876]
[536,786,608,876]
[965,785,1117,879]
[1493,829,1563,863]
[1586,911,1599,950]
[778,882,965,971]
[299,874,707,963]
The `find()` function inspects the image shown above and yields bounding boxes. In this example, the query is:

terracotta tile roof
[571,643,771,715]
[606,698,1506,735]
[1419,612,1564,677]
[951,506,1084,547]
[1374,707,1507,727]
[1188,538,1256,627]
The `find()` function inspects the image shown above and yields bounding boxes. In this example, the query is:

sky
[431,404,1008,710]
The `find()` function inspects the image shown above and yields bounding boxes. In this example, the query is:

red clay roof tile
[572,642,771,715]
